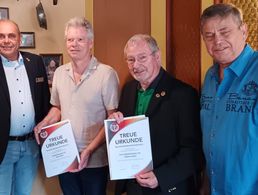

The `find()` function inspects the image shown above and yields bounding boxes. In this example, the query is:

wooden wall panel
[166,0,201,91]
[93,0,151,88]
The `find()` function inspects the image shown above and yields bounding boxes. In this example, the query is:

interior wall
[0,1,85,194]
[166,0,201,91]
[93,0,151,88]
[151,0,166,68]
[201,0,214,83]
[151,0,213,85]
[0,0,213,194]
[0,0,85,64]
[152,0,213,85]
[0,0,214,87]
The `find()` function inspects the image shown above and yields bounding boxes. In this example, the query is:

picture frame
[0,7,9,19]
[40,53,63,87]
[20,32,35,48]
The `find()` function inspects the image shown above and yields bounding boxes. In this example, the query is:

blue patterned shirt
[201,45,258,195]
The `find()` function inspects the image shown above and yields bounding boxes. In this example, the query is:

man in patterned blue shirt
[200,3,258,195]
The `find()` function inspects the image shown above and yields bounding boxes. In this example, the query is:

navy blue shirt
[201,45,258,195]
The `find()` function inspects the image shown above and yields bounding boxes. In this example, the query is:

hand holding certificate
[39,120,80,177]
[104,115,153,180]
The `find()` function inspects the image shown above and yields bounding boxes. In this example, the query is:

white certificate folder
[104,115,153,180]
[39,120,80,177]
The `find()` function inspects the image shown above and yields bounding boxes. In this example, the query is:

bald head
[0,19,21,60]
[0,19,20,34]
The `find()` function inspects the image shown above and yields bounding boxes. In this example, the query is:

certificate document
[104,115,153,180]
[39,120,80,177]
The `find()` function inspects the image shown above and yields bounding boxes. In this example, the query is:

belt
[9,132,35,141]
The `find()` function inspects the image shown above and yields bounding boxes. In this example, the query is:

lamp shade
[36,2,47,30]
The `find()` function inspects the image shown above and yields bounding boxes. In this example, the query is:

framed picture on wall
[20,32,35,48]
[40,53,63,87]
[0,7,9,19]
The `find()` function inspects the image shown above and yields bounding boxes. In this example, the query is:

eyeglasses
[125,52,154,65]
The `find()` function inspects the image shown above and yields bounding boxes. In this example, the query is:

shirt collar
[137,67,164,90]
[210,44,254,80]
[1,52,24,67]
[66,56,99,80]
[228,44,254,77]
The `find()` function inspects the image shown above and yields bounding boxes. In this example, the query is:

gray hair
[64,17,94,40]
[200,3,243,33]
[124,34,159,55]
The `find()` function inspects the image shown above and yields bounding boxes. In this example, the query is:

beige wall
[0,0,85,64]
[0,1,85,194]
[201,0,214,83]
[151,0,166,68]
[0,0,213,82]
[0,0,213,194]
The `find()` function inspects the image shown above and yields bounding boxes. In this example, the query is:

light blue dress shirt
[1,54,35,136]
[201,45,258,195]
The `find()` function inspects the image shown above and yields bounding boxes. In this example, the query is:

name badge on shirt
[36,77,44,83]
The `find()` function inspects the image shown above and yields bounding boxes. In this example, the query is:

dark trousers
[58,166,108,195]
[126,180,143,195]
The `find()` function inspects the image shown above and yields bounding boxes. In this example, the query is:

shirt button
[211,170,214,175]
[210,152,213,156]
[210,133,215,138]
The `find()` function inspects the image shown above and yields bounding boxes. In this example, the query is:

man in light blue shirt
[0,19,50,195]
[200,3,258,195]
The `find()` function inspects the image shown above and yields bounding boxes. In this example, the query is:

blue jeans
[59,166,108,195]
[0,140,39,195]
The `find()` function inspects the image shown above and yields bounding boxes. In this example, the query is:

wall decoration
[0,7,9,19]
[36,2,47,29]
[20,32,35,48]
[40,53,63,87]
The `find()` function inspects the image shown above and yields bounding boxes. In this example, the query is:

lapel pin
[155,93,160,98]
[26,58,30,62]
[161,91,166,96]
